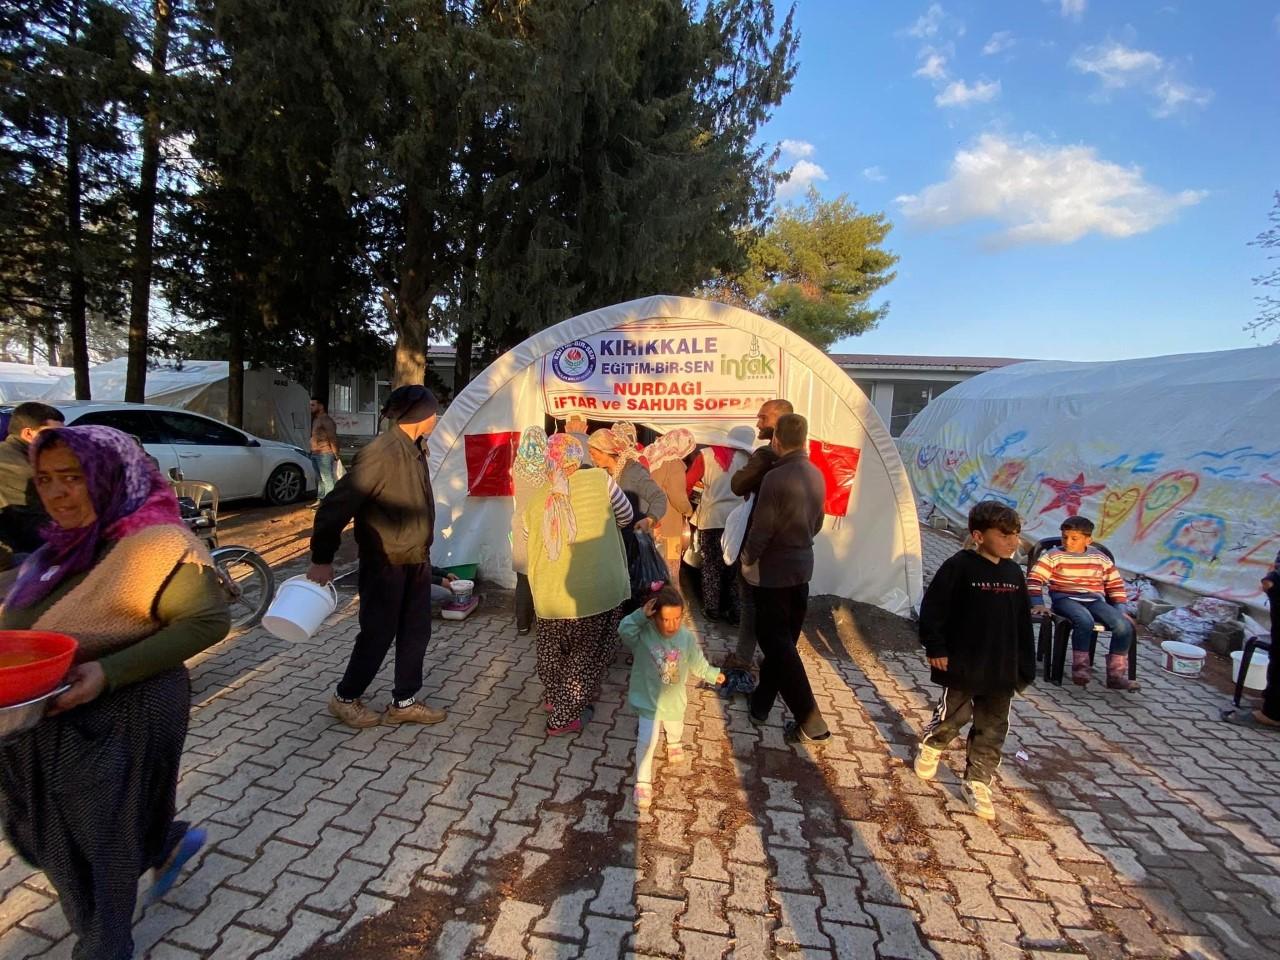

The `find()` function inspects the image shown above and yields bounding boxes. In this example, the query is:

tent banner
[540,318,784,423]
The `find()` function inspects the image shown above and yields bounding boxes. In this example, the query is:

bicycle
[173,480,276,630]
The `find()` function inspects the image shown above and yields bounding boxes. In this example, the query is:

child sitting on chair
[618,585,724,810]
[1027,516,1139,691]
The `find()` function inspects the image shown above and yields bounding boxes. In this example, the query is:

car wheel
[266,464,306,505]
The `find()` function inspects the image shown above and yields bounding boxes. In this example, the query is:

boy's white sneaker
[913,743,942,780]
[962,780,996,821]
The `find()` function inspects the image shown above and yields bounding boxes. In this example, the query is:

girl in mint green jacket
[619,586,724,809]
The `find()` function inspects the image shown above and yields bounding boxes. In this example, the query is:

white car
[57,402,317,505]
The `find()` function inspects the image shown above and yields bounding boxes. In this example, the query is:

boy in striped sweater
[1027,516,1140,691]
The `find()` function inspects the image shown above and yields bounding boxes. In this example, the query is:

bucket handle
[284,575,338,606]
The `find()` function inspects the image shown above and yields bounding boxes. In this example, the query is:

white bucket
[1231,649,1270,691]
[1159,640,1207,678]
[450,579,474,603]
[262,576,338,643]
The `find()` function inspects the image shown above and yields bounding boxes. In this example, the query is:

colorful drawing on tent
[1237,534,1280,570]
[1162,514,1226,561]
[1147,556,1193,584]
[937,478,960,505]
[957,476,980,505]
[916,445,939,469]
[1038,473,1106,517]
[1100,451,1164,475]
[1134,470,1200,540]
[943,449,966,472]
[1262,473,1280,488]
[1097,486,1141,540]
[990,431,1027,457]
[979,491,1017,509]
[990,460,1026,492]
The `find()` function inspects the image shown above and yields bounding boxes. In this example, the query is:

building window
[888,380,956,436]
[331,381,354,413]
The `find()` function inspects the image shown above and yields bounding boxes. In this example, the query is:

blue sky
[760,1,1280,361]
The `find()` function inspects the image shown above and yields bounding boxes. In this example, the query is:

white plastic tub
[262,576,338,643]
[450,579,475,603]
[1231,649,1270,691]
[1159,640,1207,678]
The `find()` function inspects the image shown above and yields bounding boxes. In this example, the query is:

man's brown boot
[328,695,381,729]
[383,700,447,725]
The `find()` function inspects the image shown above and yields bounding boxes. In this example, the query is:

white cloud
[779,139,816,159]
[907,4,945,39]
[1071,40,1211,116]
[897,134,1204,246]
[777,159,828,200]
[1071,41,1163,86]
[982,31,1015,55]
[935,78,1001,107]
[863,166,887,182]
[914,50,948,79]
[1060,0,1087,19]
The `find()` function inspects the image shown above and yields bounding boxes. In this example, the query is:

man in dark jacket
[308,385,446,729]
[0,401,65,563]
[728,398,793,667]
[740,413,831,744]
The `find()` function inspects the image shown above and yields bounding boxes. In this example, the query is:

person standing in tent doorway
[307,385,448,729]
[642,428,696,584]
[511,426,549,635]
[309,396,340,505]
[686,425,753,623]
[728,398,792,669]
[741,413,832,745]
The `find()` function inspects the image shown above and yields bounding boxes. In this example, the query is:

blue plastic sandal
[147,827,206,904]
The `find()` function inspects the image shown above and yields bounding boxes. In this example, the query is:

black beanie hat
[380,384,439,424]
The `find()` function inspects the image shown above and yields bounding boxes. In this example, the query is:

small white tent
[899,345,1280,613]
[43,359,311,447]
[428,295,923,615]
[0,362,74,403]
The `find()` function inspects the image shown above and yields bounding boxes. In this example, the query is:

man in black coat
[308,385,447,729]
[740,413,831,744]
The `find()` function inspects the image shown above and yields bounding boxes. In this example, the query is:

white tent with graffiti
[899,344,1280,613]
[427,295,923,614]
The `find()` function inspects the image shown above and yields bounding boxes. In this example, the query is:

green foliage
[706,188,899,350]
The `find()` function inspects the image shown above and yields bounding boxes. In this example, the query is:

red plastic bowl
[0,631,78,708]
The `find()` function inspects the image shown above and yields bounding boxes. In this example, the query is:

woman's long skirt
[536,607,623,729]
[0,667,190,960]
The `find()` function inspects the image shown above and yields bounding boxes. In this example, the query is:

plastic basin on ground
[0,631,78,708]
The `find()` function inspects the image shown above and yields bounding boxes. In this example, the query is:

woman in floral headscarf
[0,426,230,959]
[523,434,633,735]
[510,426,549,635]
[641,429,696,583]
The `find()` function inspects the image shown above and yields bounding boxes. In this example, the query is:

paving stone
[582,915,634,958]
[677,928,732,959]
[535,888,594,939]
[865,902,931,959]
[634,895,683,954]
[682,878,731,934]
[483,899,544,959]
[729,823,768,864]
[590,866,639,919]
[169,888,259,951]
[727,912,774,960]
[305,857,382,913]
[237,872,326,933]
[772,891,828,949]
[815,874,872,926]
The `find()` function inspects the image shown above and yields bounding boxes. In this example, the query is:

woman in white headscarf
[641,428,696,583]
[686,425,754,622]
[510,426,548,635]
[523,434,633,735]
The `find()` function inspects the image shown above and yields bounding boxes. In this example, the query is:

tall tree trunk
[44,326,60,366]
[227,299,245,428]
[66,131,90,400]
[392,201,430,386]
[311,309,330,401]
[125,0,175,403]
[26,330,35,365]
[453,320,473,390]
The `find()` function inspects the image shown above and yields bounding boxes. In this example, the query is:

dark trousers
[748,583,826,736]
[337,557,433,702]
[734,569,758,663]
[1264,590,1280,721]
[515,572,535,632]
[922,687,1015,784]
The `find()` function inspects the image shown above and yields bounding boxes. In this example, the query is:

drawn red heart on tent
[1135,471,1199,541]
[1097,486,1140,540]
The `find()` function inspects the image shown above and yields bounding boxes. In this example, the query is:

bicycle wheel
[213,545,276,630]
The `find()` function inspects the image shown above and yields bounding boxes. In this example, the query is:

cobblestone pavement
[2,527,1279,959]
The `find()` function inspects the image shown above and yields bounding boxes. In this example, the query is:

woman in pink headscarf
[522,434,633,735]
[641,429,696,583]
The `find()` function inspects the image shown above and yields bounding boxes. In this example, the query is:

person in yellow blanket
[0,425,230,960]
[618,585,724,810]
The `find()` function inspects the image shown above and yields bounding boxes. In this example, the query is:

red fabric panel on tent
[465,431,519,496]
[809,439,861,516]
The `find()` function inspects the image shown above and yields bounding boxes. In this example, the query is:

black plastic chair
[1232,636,1273,707]
[1026,537,1138,686]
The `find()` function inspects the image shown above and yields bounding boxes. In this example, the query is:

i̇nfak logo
[721,335,775,381]
[551,340,597,383]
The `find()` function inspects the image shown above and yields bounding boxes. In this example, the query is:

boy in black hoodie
[915,501,1035,821]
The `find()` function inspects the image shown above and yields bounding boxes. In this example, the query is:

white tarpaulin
[43,358,311,447]
[428,295,923,614]
[899,345,1280,613]
[0,362,73,403]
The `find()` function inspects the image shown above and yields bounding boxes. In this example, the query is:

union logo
[551,340,596,383]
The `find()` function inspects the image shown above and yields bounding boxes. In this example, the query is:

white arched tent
[428,295,923,615]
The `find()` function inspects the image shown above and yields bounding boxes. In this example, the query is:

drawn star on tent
[1038,472,1105,517]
